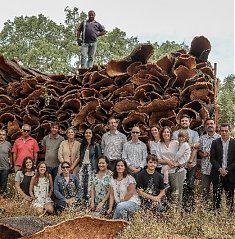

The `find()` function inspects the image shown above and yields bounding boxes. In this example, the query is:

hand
[219,168,228,177]
[24,195,32,201]
[95,202,104,212]
[132,167,141,174]
[107,208,112,215]
[167,160,175,168]
[77,38,82,46]
[152,195,161,203]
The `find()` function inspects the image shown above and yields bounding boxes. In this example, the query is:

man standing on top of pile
[77,10,106,69]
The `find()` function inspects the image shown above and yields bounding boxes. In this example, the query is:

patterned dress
[92,170,112,212]
[31,177,52,208]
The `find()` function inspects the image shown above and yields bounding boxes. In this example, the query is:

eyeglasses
[62,166,70,169]
[23,129,30,132]
[132,131,140,134]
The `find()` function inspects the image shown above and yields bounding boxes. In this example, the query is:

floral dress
[92,170,112,212]
[31,177,52,208]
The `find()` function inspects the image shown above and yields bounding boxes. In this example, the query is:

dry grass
[1,174,235,239]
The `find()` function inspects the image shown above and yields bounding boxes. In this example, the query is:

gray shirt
[0,140,11,170]
[42,134,64,167]
[101,130,127,161]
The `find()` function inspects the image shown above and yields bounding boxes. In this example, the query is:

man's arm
[210,140,221,171]
[137,188,165,202]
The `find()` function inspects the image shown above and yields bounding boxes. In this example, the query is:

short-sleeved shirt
[110,174,140,205]
[0,140,11,170]
[78,20,105,43]
[137,169,164,197]
[199,133,220,175]
[101,130,127,161]
[12,136,39,166]
[122,140,147,168]
[42,134,64,167]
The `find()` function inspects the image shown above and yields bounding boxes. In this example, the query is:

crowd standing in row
[0,115,234,220]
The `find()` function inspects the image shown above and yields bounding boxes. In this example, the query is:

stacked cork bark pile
[0,36,215,142]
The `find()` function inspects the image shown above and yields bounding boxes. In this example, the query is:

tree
[218,74,235,130]
[0,14,76,73]
[0,7,189,73]
[150,41,189,62]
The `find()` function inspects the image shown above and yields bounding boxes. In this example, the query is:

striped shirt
[101,130,127,161]
[122,140,148,168]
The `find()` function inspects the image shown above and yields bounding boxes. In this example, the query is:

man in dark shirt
[210,123,235,214]
[77,10,106,68]
[137,154,165,213]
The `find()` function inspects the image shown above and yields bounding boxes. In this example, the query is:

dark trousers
[183,166,196,210]
[212,176,234,213]
[0,169,9,195]
[201,174,212,203]
[48,166,58,182]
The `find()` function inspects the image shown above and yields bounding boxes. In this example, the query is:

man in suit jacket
[210,123,235,213]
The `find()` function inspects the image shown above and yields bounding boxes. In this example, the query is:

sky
[0,0,234,80]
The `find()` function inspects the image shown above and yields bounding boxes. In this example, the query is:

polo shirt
[12,136,39,166]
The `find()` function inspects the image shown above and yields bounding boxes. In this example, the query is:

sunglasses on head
[62,166,70,169]
[23,129,30,132]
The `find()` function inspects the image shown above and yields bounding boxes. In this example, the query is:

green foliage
[0,7,189,74]
[218,74,235,130]
[95,28,139,65]
[150,40,189,62]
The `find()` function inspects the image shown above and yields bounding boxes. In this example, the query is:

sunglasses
[23,129,30,132]
[62,166,70,169]
[132,131,140,134]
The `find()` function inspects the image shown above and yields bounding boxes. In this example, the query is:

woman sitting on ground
[29,162,54,216]
[15,156,35,201]
[108,159,140,220]
[90,155,112,214]
[54,161,82,213]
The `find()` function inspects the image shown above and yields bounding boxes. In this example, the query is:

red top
[12,136,39,166]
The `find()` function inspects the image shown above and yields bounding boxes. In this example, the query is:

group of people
[0,115,235,220]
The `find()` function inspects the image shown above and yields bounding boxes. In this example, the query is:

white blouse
[110,175,140,205]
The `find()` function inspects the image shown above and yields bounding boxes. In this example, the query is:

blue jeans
[80,42,97,68]
[0,169,9,195]
[113,201,139,220]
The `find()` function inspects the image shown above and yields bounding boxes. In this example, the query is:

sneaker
[164,183,170,190]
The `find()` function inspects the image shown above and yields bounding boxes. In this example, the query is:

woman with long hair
[15,156,35,201]
[148,125,161,173]
[72,128,101,206]
[29,162,54,215]
[156,126,189,206]
[108,159,140,220]
[54,161,81,214]
[58,127,81,175]
[90,155,111,214]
